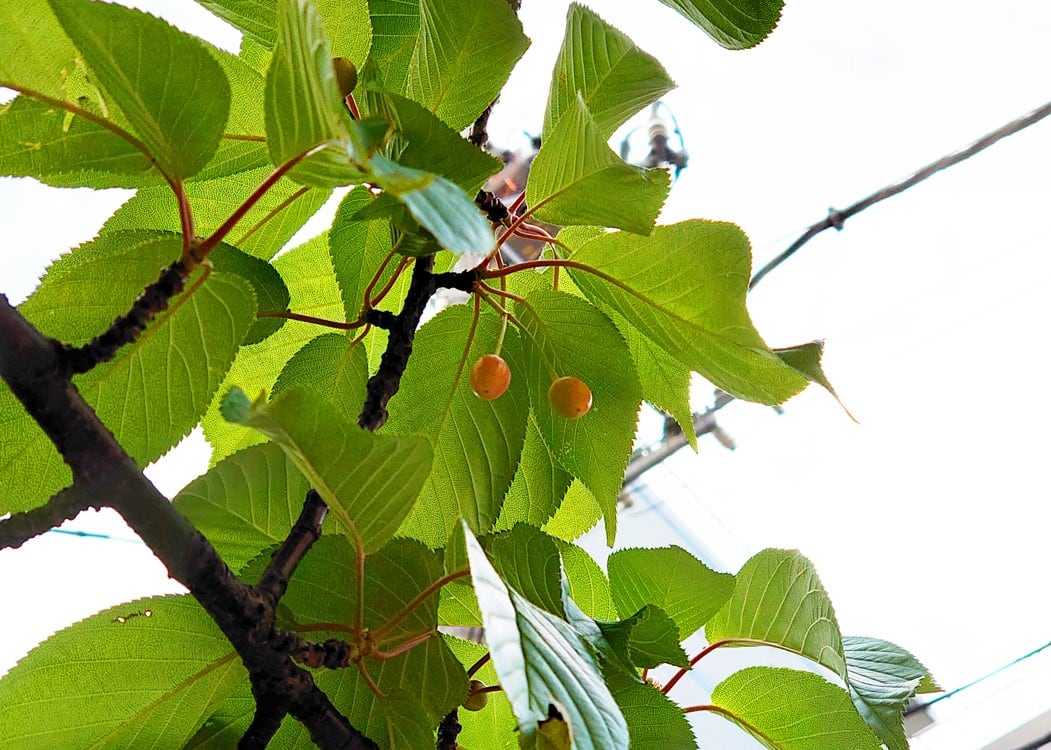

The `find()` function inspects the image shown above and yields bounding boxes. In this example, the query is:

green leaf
[209,244,290,344]
[0,0,79,98]
[387,304,527,546]
[606,670,696,750]
[600,604,689,670]
[706,548,848,679]
[567,221,809,404]
[0,231,255,514]
[496,416,573,532]
[196,0,371,66]
[0,96,158,188]
[203,233,344,462]
[49,0,231,180]
[369,0,530,131]
[103,166,331,260]
[445,636,518,750]
[369,154,493,254]
[0,595,244,749]
[843,636,935,750]
[775,341,856,420]
[516,290,642,546]
[544,4,674,139]
[656,0,784,50]
[463,525,630,749]
[221,385,432,553]
[271,332,369,423]
[527,95,669,235]
[710,667,881,750]
[329,186,396,321]
[173,443,313,572]
[544,479,603,542]
[367,90,501,192]
[607,546,734,640]
[557,540,617,621]
[486,524,565,618]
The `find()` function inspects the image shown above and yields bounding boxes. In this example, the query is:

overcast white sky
[2,1,1050,747]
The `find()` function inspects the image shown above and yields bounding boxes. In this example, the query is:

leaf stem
[361,248,399,314]
[466,653,491,678]
[172,180,195,255]
[661,638,791,694]
[356,660,385,698]
[222,133,267,142]
[369,257,412,308]
[372,630,434,660]
[235,185,311,248]
[371,568,470,641]
[256,311,365,331]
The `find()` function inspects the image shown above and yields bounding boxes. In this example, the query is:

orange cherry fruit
[470,354,511,400]
[548,376,592,419]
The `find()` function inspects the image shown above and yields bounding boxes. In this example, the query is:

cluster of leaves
[0,0,936,747]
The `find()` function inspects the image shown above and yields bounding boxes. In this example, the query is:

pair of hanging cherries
[470,354,592,419]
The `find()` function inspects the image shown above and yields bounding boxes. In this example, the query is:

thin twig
[0,486,97,550]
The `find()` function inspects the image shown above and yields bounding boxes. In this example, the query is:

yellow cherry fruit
[463,679,489,711]
[470,354,511,401]
[548,376,592,419]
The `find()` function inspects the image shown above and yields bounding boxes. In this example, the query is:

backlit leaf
[271,332,369,423]
[657,0,784,50]
[495,416,573,532]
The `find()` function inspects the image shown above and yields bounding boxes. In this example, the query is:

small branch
[475,190,510,224]
[257,491,328,604]
[435,710,462,750]
[0,486,97,550]
[749,99,1051,290]
[293,637,353,669]
[468,103,495,148]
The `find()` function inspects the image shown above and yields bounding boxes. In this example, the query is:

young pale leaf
[369,0,529,131]
[209,244,290,344]
[557,540,618,621]
[545,4,675,139]
[599,604,689,670]
[496,416,574,532]
[607,546,734,640]
[516,291,641,546]
[486,524,565,618]
[463,525,630,749]
[706,548,848,679]
[203,233,344,462]
[0,97,159,188]
[173,443,313,571]
[367,90,502,192]
[0,232,254,514]
[387,305,527,546]
[711,667,881,750]
[528,96,669,235]
[544,479,604,542]
[104,166,331,260]
[271,332,369,422]
[605,670,696,750]
[49,0,231,180]
[221,385,432,553]
[568,221,810,404]
[843,636,937,750]
[0,595,244,749]
[657,0,784,50]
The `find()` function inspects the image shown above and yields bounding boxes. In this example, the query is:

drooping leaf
[605,670,696,750]
[0,231,254,514]
[0,596,244,749]
[203,233,344,462]
[557,540,617,621]
[710,667,881,750]
[567,221,809,404]
[370,0,530,131]
[271,332,369,422]
[173,443,313,571]
[599,605,689,670]
[495,416,573,532]
[486,524,565,618]
[103,166,331,260]
[528,95,669,235]
[516,290,642,546]
[221,385,432,553]
[49,0,231,179]
[463,525,630,749]
[656,0,784,50]
[209,244,290,344]
[387,304,527,546]
[544,4,674,139]
[706,548,848,679]
[843,636,937,750]
[607,546,734,640]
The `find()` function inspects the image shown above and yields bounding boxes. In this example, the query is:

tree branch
[0,485,97,550]
[749,99,1051,290]
[435,709,461,750]
[257,490,327,604]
